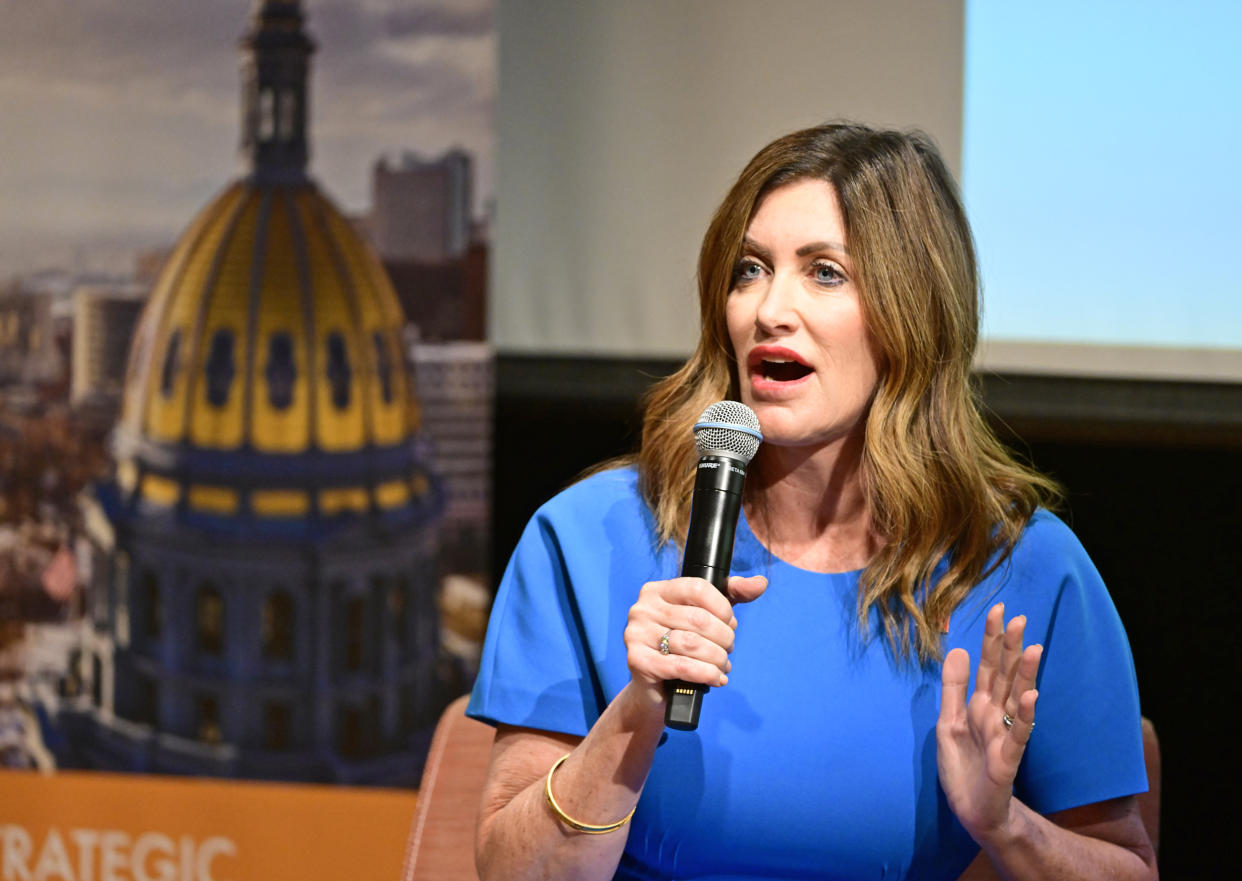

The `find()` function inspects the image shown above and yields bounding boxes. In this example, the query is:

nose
[753,270,799,335]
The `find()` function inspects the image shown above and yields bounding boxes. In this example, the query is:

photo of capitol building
[44,0,482,787]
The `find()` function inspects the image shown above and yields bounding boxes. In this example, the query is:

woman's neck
[745,431,879,573]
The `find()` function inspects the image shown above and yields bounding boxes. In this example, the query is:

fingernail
[725,660,732,673]
[730,617,738,629]
[719,674,729,686]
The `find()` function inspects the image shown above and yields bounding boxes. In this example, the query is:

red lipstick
[747,345,814,392]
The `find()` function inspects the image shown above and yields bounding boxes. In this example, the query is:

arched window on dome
[140,569,161,642]
[325,332,352,409]
[278,89,296,142]
[160,329,182,398]
[136,673,158,730]
[262,590,295,661]
[344,595,366,672]
[113,551,130,647]
[91,652,103,709]
[258,87,275,142]
[196,693,222,745]
[265,332,297,410]
[63,648,83,699]
[388,575,409,655]
[333,580,379,675]
[399,685,416,738]
[373,331,395,404]
[197,583,224,655]
[337,697,380,758]
[264,701,292,751]
[205,329,236,407]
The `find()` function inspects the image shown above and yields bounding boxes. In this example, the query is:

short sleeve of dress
[1004,511,1149,815]
[466,467,670,737]
[465,504,599,735]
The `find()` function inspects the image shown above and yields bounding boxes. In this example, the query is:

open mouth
[749,348,814,384]
[758,358,814,383]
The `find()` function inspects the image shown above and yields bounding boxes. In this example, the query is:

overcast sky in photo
[0,0,495,276]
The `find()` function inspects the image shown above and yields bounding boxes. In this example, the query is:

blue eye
[733,259,765,286]
[812,262,845,286]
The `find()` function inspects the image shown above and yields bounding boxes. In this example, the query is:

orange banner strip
[0,769,417,881]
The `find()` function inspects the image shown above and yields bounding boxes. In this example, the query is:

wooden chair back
[400,695,494,881]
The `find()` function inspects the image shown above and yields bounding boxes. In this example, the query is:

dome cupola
[240,0,315,182]
[110,0,436,537]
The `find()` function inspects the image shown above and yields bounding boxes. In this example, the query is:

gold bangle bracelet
[544,753,637,835]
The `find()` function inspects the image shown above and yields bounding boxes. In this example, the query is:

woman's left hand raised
[936,602,1043,845]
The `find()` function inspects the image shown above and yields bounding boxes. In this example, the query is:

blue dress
[468,467,1147,881]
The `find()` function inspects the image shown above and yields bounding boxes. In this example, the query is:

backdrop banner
[0,770,416,881]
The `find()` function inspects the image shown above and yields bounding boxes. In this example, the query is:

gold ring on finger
[659,629,672,655]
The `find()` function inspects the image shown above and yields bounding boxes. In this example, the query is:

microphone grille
[693,401,762,463]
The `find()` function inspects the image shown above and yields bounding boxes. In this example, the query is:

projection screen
[491,0,1242,382]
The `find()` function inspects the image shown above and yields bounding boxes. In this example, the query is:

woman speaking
[465,123,1155,881]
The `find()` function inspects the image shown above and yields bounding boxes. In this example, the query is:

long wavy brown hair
[634,122,1060,662]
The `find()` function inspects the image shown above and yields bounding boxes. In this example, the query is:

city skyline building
[409,338,493,578]
[372,150,490,344]
[370,149,474,264]
[0,285,62,391]
[70,283,148,408]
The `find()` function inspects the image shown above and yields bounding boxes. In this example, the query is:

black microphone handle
[665,455,745,731]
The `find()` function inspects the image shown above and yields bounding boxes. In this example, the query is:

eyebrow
[796,240,849,257]
[741,237,849,259]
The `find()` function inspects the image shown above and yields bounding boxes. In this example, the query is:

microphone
[665,400,762,731]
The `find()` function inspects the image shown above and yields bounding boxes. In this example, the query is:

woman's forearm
[976,797,1157,881]
[476,682,667,881]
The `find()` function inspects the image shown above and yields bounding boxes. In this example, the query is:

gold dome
[114,179,429,524]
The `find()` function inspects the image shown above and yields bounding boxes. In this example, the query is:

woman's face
[726,178,882,452]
